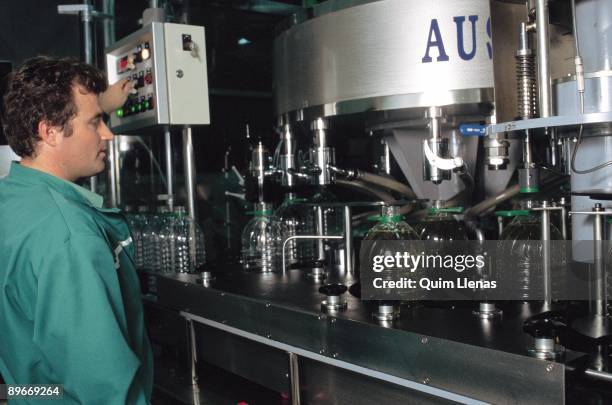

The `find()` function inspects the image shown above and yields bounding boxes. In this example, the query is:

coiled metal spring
[516,53,538,119]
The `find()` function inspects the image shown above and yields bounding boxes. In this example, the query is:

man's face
[55,86,114,181]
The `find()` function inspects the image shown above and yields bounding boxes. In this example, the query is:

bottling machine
[49,0,612,403]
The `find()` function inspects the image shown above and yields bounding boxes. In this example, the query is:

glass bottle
[241,202,283,272]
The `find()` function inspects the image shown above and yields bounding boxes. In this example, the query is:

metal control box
[106,22,210,133]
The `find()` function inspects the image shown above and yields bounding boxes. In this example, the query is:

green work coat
[0,162,153,404]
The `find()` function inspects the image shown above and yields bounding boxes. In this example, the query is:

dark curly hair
[1,56,108,157]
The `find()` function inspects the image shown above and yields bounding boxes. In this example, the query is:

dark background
[0,0,379,261]
[0,0,305,168]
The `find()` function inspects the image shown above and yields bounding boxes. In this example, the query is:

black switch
[182,34,192,51]
[137,71,145,88]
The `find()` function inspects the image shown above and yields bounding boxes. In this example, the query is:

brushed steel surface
[489,0,527,123]
[274,0,494,118]
[143,268,566,404]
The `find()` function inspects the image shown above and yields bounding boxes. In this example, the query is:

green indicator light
[144,101,150,109]
[116,108,124,117]
[130,105,136,113]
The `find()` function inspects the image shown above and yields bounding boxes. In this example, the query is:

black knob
[319,283,347,297]
[523,311,566,339]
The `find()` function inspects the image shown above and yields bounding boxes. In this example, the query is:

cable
[569,0,612,174]
[134,136,168,188]
[272,137,283,167]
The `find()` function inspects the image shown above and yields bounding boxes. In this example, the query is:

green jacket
[0,162,153,404]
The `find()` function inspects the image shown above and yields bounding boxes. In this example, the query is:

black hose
[334,179,395,202]
[355,171,417,199]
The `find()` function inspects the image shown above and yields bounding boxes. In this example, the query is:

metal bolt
[285,373,290,378]
[330,318,336,324]
[266,333,272,339]
[423,377,430,385]
[546,363,554,372]
[317,315,323,320]
[176,69,184,78]
[332,353,338,358]
[266,302,271,308]
[421,337,428,344]
[319,349,326,355]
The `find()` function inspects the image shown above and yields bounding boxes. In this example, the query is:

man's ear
[37,120,62,147]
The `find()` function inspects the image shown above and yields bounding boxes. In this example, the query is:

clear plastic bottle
[128,206,148,269]
[275,194,316,268]
[496,209,565,300]
[241,202,283,272]
[173,207,206,273]
[158,207,206,273]
[360,205,423,300]
[195,222,206,269]
[142,210,161,271]
[363,205,420,241]
[417,206,468,241]
[311,187,341,263]
[154,206,172,272]
[159,210,176,273]
[174,207,192,273]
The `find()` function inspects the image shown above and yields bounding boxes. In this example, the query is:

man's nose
[100,121,114,141]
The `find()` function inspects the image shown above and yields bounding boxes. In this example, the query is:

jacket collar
[7,161,104,209]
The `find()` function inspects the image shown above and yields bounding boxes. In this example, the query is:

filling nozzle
[308,118,336,186]
[278,123,297,187]
[249,142,270,202]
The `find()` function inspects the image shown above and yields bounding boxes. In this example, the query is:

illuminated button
[130,104,136,113]
[127,54,136,70]
[116,108,124,118]
[141,47,150,61]
[119,57,128,72]
[143,100,150,110]
[147,97,154,110]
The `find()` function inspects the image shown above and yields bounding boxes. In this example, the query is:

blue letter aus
[454,15,478,61]
[422,19,449,63]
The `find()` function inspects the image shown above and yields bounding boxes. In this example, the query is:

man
[0,56,153,404]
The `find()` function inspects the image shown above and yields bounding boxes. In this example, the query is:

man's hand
[99,78,135,114]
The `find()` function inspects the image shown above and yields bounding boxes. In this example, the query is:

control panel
[106,22,210,133]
